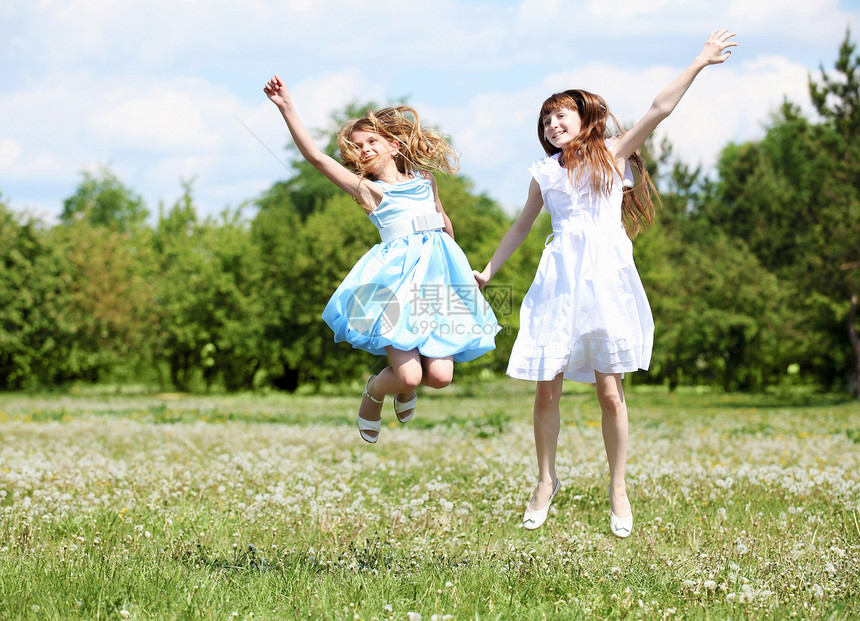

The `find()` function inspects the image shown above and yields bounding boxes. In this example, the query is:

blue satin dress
[322,173,500,362]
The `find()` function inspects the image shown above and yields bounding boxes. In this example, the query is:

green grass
[0,380,858,619]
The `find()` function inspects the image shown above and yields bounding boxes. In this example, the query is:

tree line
[2,34,858,396]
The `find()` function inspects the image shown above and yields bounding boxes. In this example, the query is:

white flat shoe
[357,376,383,444]
[523,478,561,531]
[609,493,633,539]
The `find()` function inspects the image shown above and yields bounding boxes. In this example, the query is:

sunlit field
[0,381,858,620]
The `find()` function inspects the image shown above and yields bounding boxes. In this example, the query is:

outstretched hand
[698,29,737,65]
[263,74,291,107]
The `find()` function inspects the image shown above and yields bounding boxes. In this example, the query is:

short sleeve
[606,137,634,188]
[529,154,567,192]
[622,159,634,188]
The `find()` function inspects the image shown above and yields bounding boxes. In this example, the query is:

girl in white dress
[474,30,737,537]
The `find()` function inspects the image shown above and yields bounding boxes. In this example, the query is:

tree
[151,183,267,391]
[52,169,158,384]
[689,31,860,395]
[61,166,149,232]
[2,184,157,389]
[49,217,156,383]
[0,201,72,388]
[638,219,792,391]
[253,190,380,390]
[808,28,860,396]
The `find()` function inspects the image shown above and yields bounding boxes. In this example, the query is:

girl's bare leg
[595,371,630,518]
[529,373,564,510]
[373,347,424,397]
[358,348,423,440]
[420,355,453,389]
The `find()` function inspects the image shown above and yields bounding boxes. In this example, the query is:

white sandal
[393,392,417,423]
[357,376,383,443]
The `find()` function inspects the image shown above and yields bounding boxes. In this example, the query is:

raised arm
[611,29,737,162]
[474,178,543,289]
[263,74,380,209]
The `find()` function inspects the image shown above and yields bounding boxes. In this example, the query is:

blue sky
[2,0,859,222]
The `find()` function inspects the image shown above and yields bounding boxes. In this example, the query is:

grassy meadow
[0,380,858,620]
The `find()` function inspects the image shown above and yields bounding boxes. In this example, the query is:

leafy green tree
[200,210,267,391]
[0,200,73,388]
[705,103,830,273]
[53,168,158,384]
[698,108,847,390]
[49,217,156,383]
[808,29,860,396]
[151,183,267,391]
[61,166,149,233]
[629,133,801,391]
[254,190,379,390]
[150,187,202,390]
[638,218,791,391]
[2,176,155,389]
[684,31,860,395]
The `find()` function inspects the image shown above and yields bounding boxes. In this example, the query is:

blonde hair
[538,90,658,239]
[337,106,459,178]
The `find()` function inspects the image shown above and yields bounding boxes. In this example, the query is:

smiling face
[542,107,581,150]
[537,91,594,156]
[349,129,399,173]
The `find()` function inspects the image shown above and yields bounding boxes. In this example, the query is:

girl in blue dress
[264,75,499,444]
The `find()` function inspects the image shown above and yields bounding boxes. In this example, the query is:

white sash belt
[378,212,444,243]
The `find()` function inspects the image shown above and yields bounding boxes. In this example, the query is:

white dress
[506,152,654,383]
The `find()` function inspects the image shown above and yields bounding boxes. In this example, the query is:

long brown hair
[337,106,459,179]
[538,90,658,238]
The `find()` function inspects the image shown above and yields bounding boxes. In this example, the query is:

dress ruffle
[508,336,653,384]
[323,231,499,362]
[528,156,569,191]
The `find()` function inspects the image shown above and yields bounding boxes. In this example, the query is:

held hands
[473,268,491,290]
[697,29,737,66]
[263,74,292,108]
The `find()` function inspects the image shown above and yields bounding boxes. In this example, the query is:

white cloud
[0,130,69,182]
[647,54,812,176]
[420,46,820,214]
[1,0,858,220]
[587,0,698,22]
[288,69,387,134]
[727,0,847,36]
[0,139,21,168]
[93,87,217,151]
